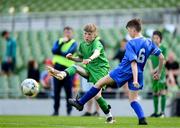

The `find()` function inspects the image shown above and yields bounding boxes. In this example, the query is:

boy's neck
[133,33,142,39]
[156,43,160,47]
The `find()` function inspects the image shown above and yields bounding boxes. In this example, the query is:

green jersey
[150,43,167,92]
[150,44,167,83]
[79,37,110,83]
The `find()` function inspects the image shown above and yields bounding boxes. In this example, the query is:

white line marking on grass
[0,122,87,128]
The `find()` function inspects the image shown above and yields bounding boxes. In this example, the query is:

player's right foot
[46,66,66,80]
[139,118,148,125]
[68,98,84,111]
[150,113,159,117]
[55,71,66,80]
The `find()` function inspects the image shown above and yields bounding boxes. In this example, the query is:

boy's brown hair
[83,23,98,36]
[63,26,73,31]
[126,19,141,32]
[153,30,162,41]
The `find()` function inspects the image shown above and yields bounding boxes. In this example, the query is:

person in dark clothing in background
[27,60,40,82]
[51,26,78,116]
[113,38,127,62]
[1,31,16,75]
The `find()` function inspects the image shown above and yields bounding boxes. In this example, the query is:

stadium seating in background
[0,75,9,98]
[8,75,22,98]
[0,0,179,14]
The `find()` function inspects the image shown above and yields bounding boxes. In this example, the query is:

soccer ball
[21,79,39,97]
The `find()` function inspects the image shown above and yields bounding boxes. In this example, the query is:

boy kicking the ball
[47,23,114,123]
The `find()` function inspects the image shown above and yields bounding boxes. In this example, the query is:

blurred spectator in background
[113,38,127,62]
[51,26,78,116]
[165,51,179,89]
[149,31,167,118]
[40,59,54,96]
[1,31,16,75]
[27,60,40,82]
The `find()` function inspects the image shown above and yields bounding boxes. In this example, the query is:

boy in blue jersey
[68,19,164,125]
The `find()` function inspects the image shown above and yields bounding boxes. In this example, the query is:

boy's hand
[66,53,73,60]
[153,70,160,80]
[82,59,91,64]
[133,81,140,88]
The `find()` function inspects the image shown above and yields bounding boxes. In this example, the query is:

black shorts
[1,61,15,72]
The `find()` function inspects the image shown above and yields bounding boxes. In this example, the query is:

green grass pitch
[0,116,180,128]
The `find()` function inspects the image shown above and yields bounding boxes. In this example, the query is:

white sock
[106,112,112,118]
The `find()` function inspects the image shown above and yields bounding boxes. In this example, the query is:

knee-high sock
[131,101,145,119]
[96,97,110,114]
[161,95,166,113]
[153,95,159,114]
[65,66,77,76]
[78,87,100,105]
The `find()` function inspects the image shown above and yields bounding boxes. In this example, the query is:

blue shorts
[109,67,143,91]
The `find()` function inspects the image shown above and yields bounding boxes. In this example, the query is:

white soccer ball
[21,79,39,97]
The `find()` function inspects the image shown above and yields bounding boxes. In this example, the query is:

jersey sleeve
[92,40,103,52]
[161,45,167,59]
[125,41,137,62]
[150,42,161,56]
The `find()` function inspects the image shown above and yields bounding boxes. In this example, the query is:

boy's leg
[95,91,114,123]
[151,80,159,117]
[68,75,114,110]
[129,91,147,125]
[94,90,111,114]
[46,65,89,80]
[152,93,159,116]
[160,88,167,117]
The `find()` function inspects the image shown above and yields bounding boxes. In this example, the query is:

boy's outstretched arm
[83,49,100,64]
[89,49,100,60]
[131,60,139,88]
[66,53,83,62]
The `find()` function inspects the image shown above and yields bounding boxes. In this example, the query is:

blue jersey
[109,36,161,90]
[118,37,161,74]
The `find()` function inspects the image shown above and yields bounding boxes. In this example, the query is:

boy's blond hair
[83,23,98,36]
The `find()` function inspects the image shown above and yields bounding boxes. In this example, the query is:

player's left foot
[106,116,116,124]
[158,112,165,118]
[139,118,148,125]
[105,105,115,124]
[68,98,84,111]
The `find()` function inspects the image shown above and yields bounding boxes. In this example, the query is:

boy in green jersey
[149,31,167,118]
[47,24,114,123]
